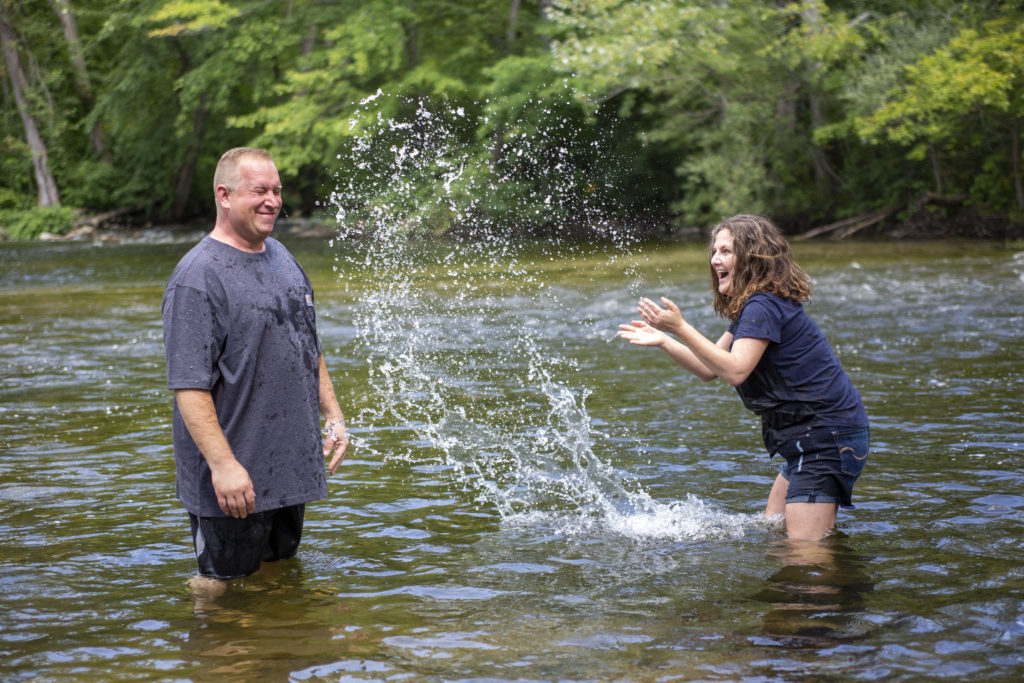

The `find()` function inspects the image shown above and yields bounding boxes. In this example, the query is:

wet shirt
[162,236,327,516]
[727,292,868,454]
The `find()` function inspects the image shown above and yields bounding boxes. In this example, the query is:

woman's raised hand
[617,320,666,347]
[638,297,684,336]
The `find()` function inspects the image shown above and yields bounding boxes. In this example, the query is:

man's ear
[215,184,232,210]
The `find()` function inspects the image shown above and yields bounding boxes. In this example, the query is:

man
[162,147,348,584]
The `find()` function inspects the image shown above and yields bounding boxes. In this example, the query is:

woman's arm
[638,297,768,386]
[617,321,725,382]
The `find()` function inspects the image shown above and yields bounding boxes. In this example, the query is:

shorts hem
[785,493,853,509]
[196,569,255,581]
[189,504,304,580]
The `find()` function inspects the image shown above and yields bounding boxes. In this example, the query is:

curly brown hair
[709,214,811,320]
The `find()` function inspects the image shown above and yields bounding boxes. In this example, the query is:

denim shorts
[188,503,305,580]
[775,427,869,508]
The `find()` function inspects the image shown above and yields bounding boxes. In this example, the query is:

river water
[1,234,1023,681]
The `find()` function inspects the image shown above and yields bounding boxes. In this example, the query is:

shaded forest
[1,0,1022,240]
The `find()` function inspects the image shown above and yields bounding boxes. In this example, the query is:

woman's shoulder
[742,291,799,311]
[737,292,805,327]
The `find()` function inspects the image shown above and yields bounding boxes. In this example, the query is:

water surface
[1,236,1023,681]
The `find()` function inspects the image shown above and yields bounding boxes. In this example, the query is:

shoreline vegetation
[2,2,1023,244]
[14,197,1024,245]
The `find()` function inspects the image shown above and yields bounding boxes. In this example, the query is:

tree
[234,0,567,227]
[90,0,302,218]
[549,0,865,224]
[48,0,109,162]
[0,9,60,207]
[144,0,269,219]
[1,0,1020,234]
[854,17,1024,210]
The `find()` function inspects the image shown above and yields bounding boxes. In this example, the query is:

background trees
[0,0,1020,239]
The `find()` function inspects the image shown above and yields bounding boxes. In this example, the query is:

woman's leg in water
[765,474,788,518]
[784,502,838,541]
[765,474,838,540]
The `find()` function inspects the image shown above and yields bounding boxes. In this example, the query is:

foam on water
[328,93,754,543]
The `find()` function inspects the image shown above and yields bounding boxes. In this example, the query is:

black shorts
[188,504,305,580]
[776,427,869,509]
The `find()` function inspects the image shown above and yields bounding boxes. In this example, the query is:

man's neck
[209,224,267,253]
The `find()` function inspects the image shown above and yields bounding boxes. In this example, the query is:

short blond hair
[213,147,273,194]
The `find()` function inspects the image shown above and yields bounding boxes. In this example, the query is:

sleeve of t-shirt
[300,267,323,358]
[163,284,218,391]
[731,295,782,343]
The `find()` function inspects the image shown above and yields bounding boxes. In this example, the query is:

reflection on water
[751,536,875,649]
[1,237,1023,680]
[184,565,353,683]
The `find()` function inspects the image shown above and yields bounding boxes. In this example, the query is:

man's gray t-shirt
[162,236,327,516]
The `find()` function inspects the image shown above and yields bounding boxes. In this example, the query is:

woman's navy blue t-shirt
[727,292,868,454]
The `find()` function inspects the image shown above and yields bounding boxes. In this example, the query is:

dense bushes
[1,1,1021,237]
[1,207,76,241]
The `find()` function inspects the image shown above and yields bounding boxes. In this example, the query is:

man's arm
[318,355,349,475]
[174,389,256,518]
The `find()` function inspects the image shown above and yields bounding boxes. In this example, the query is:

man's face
[224,158,282,244]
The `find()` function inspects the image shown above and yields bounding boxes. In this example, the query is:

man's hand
[323,419,349,475]
[210,459,256,518]
[318,356,349,476]
[175,389,256,518]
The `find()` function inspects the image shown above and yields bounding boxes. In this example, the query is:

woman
[618,214,869,540]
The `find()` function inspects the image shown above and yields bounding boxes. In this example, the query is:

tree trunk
[506,0,521,47]
[0,15,61,207]
[537,0,552,46]
[1012,117,1023,210]
[170,95,209,221]
[404,21,419,67]
[800,4,830,195]
[929,142,943,195]
[807,92,834,194]
[47,0,110,162]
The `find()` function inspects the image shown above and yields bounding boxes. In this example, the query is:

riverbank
[7,205,1023,244]
[33,217,339,245]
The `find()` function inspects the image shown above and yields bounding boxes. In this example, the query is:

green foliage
[146,0,239,37]
[1,0,1021,237]
[233,0,519,210]
[0,137,33,209]
[818,5,1024,211]
[1,206,76,240]
[552,0,833,222]
[856,19,1024,150]
[476,56,625,228]
[233,1,412,189]
[59,159,122,208]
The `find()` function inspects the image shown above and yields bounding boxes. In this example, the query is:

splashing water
[327,93,754,542]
